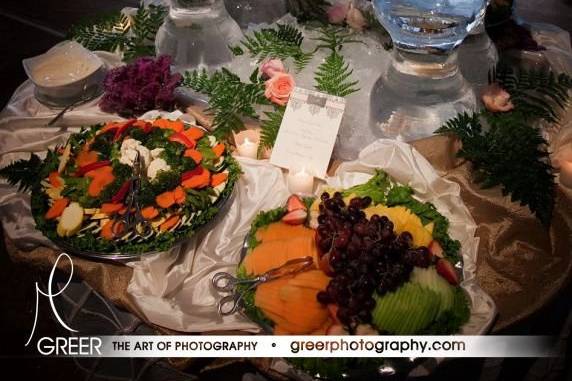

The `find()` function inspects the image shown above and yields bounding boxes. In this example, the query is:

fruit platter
[30,117,240,258]
[235,170,470,336]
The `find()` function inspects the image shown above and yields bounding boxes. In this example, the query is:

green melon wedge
[410,267,455,318]
[372,282,441,334]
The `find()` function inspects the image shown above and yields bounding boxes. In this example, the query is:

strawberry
[428,240,444,259]
[436,258,460,286]
[286,194,306,212]
[281,209,307,225]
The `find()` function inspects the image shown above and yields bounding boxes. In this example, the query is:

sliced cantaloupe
[243,241,288,276]
[254,222,315,243]
[243,235,318,276]
[255,278,290,316]
[248,221,330,335]
[255,272,330,334]
[273,325,292,335]
[287,270,331,291]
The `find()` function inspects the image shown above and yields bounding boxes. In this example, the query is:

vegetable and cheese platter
[30,117,240,259]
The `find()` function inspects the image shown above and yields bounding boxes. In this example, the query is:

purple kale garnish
[99,55,183,117]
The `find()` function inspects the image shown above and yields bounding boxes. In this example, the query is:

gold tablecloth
[6,135,572,332]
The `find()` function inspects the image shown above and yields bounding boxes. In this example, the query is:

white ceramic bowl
[23,40,106,107]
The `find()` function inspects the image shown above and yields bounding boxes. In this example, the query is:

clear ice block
[155,0,244,72]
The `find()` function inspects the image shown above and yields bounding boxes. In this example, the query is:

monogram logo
[25,253,78,346]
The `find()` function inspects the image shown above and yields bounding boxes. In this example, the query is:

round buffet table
[1,8,571,381]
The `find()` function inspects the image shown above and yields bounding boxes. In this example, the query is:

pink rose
[327,1,350,24]
[264,73,295,106]
[481,83,514,112]
[346,4,368,32]
[260,58,286,79]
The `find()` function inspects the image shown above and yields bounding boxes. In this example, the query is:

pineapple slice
[364,205,433,247]
[57,203,84,237]
[424,222,435,235]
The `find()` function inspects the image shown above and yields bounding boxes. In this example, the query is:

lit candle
[234,130,260,159]
[559,160,572,189]
[236,137,258,159]
[287,167,314,196]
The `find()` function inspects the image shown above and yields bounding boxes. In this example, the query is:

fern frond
[230,24,313,71]
[183,69,269,139]
[69,4,166,60]
[0,153,42,192]
[313,25,363,52]
[69,12,130,52]
[314,51,359,97]
[436,110,555,226]
[493,64,572,124]
[259,107,286,157]
[123,5,167,60]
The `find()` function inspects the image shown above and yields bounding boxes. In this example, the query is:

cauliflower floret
[147,158,171,180]
[119,139,151,168]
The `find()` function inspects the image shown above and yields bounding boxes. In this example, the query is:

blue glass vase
[370,0,488,141]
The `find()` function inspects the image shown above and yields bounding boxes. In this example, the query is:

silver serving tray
[38,181,236,263]
[34,122,237,262]
[236,212,468,380]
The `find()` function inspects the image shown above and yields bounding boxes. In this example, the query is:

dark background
[0,0,571,380]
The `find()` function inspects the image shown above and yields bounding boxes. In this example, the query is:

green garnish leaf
[0,153,43,192]
[342,169,391,204]
[246,206,287,250]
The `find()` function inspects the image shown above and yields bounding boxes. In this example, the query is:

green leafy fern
[493,64,572,124]
[69,12,129,52]
[313,25,363,51]
[69,5,166,60]
[436,112,555,226]
[123,5,167,60]
[183,68,269,139]
[259,107,286,158]
[0,153,43,192]
[436,66,572,226]
[313,27,360,97]
[315,51,359,97]
[229,24,313,71]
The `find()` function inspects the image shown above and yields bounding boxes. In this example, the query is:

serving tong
[112,152,152,237]
[212,256,315,316]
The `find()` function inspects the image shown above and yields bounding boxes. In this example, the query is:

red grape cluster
[315,192,432,328]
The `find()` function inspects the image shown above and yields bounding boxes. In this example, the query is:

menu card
[269,87,346,178]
